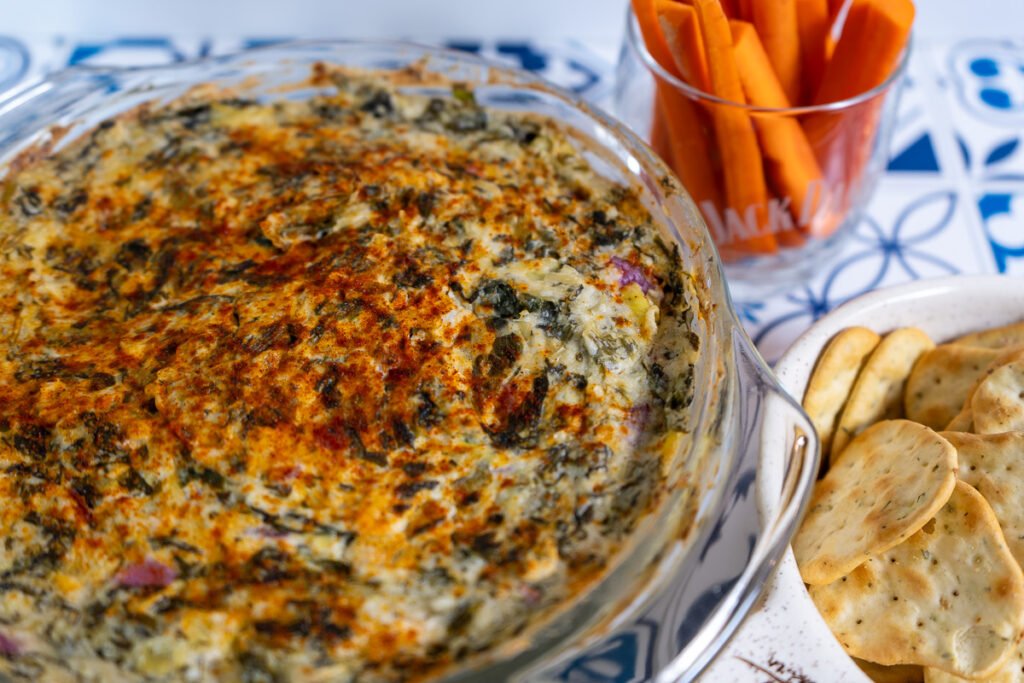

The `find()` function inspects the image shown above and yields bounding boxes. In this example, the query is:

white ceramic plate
[702,274,1024,682]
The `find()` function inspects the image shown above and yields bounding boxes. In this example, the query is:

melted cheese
[0,67,700,682]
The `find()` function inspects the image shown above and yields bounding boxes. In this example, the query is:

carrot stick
[731,19,829,239]
[718,0,738,18]
[659,88,724,210]
[657,0,711,92]
[796,0,831,104]
[693,0,777,255]
[735,0,753,21]
[632,0,679,72]
[649,97,672,163]
[750,0,803,105]
[802,0,913,235]
[827,0,848,24]
[655,3,723,211]
[632,0,723,211]
[813,0,914,104]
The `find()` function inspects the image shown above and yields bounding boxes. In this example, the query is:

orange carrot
[632,0,678,73]
[658,88,724,210]
[813,0,914,104]
[656,0,711,92]
[731,19,830,239]
[718,0,738,18]
[649,97,672,163]
[693,0,777,255]
[827,0,848,24]
[802,0,912,235]
[735,0,753,21]
[796,0,831,104]
[632,0,723,215]
[750,0,803,105]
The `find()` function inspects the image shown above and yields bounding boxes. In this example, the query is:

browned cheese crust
[0,68,699,681]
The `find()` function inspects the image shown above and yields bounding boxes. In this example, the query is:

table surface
[1,2,1022,681]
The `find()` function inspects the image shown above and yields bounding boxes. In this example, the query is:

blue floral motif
[67,37,188,66]
[497,41,548,72]
[557,620,658,683]
[887,133,940,173]
[978,193,1024,273]
[948,40,1024,179]
[748,191,960,355]
[733,299,766,326]
[885,68,941,173]
[971,57,1000,78]
[0,36,29,94]
[949,40,1024,122]
[445,40,607,96]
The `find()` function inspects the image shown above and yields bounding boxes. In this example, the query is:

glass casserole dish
[0,41,817,682]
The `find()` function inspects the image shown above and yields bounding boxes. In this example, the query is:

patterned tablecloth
[1,33,1021,362]
[1,31,1022,683]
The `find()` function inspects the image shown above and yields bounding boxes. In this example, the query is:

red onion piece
[116,558,178,588]
[0,631,20,657]
[609,256,653,293]
[519,583,543,606]
[627,403,651,429]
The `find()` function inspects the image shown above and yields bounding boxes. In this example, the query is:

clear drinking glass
[615,8,909,296]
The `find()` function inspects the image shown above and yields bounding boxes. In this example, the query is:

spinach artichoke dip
[0,65,700,682]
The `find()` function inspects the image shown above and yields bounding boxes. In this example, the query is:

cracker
[832,327,934,461]
[942,431,1024,564]
[972,358,1024,434]
[925,641,1024,682]
[793,420,957,585]
[954,320,1024,349]
[904,345,1003,430]
[943,407,973,433]
[809,481,1024,679]
[803,327,881,466]
[940,348,1024,434]
[855,659,923,683]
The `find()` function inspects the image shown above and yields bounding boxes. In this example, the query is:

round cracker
[972,358,1024,434]
[793,419,957,586]
[810,481,1024,680]
[925,640,1024,682]
[802,326,881,466]
[942,431,1024,565]
[943,407,973,433]
[904,344,1003,430]
[855,659,923,683]
[954,319,1024,349]
[832,327,934,462]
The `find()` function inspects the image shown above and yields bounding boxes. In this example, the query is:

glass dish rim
[0,38,818,682]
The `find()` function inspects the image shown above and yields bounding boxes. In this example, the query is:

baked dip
[0,65,700,682]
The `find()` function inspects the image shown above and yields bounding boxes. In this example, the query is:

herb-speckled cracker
[924,641,1024,682]
[954,320,1024,349]
[809,481,1024,679]
[832,328,934,462]
[855,659,923,683]
[944,347,1024,433]
[942,431,1024,564]
[944,407,973,433]
[793,419,957,586]
[972,358,1024,434]
[905,345,1003,430]
[803,327,881,466]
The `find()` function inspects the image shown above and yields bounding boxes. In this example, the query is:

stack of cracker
[794,321,1024,682]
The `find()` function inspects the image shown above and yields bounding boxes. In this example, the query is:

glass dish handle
[656,336,820,682]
